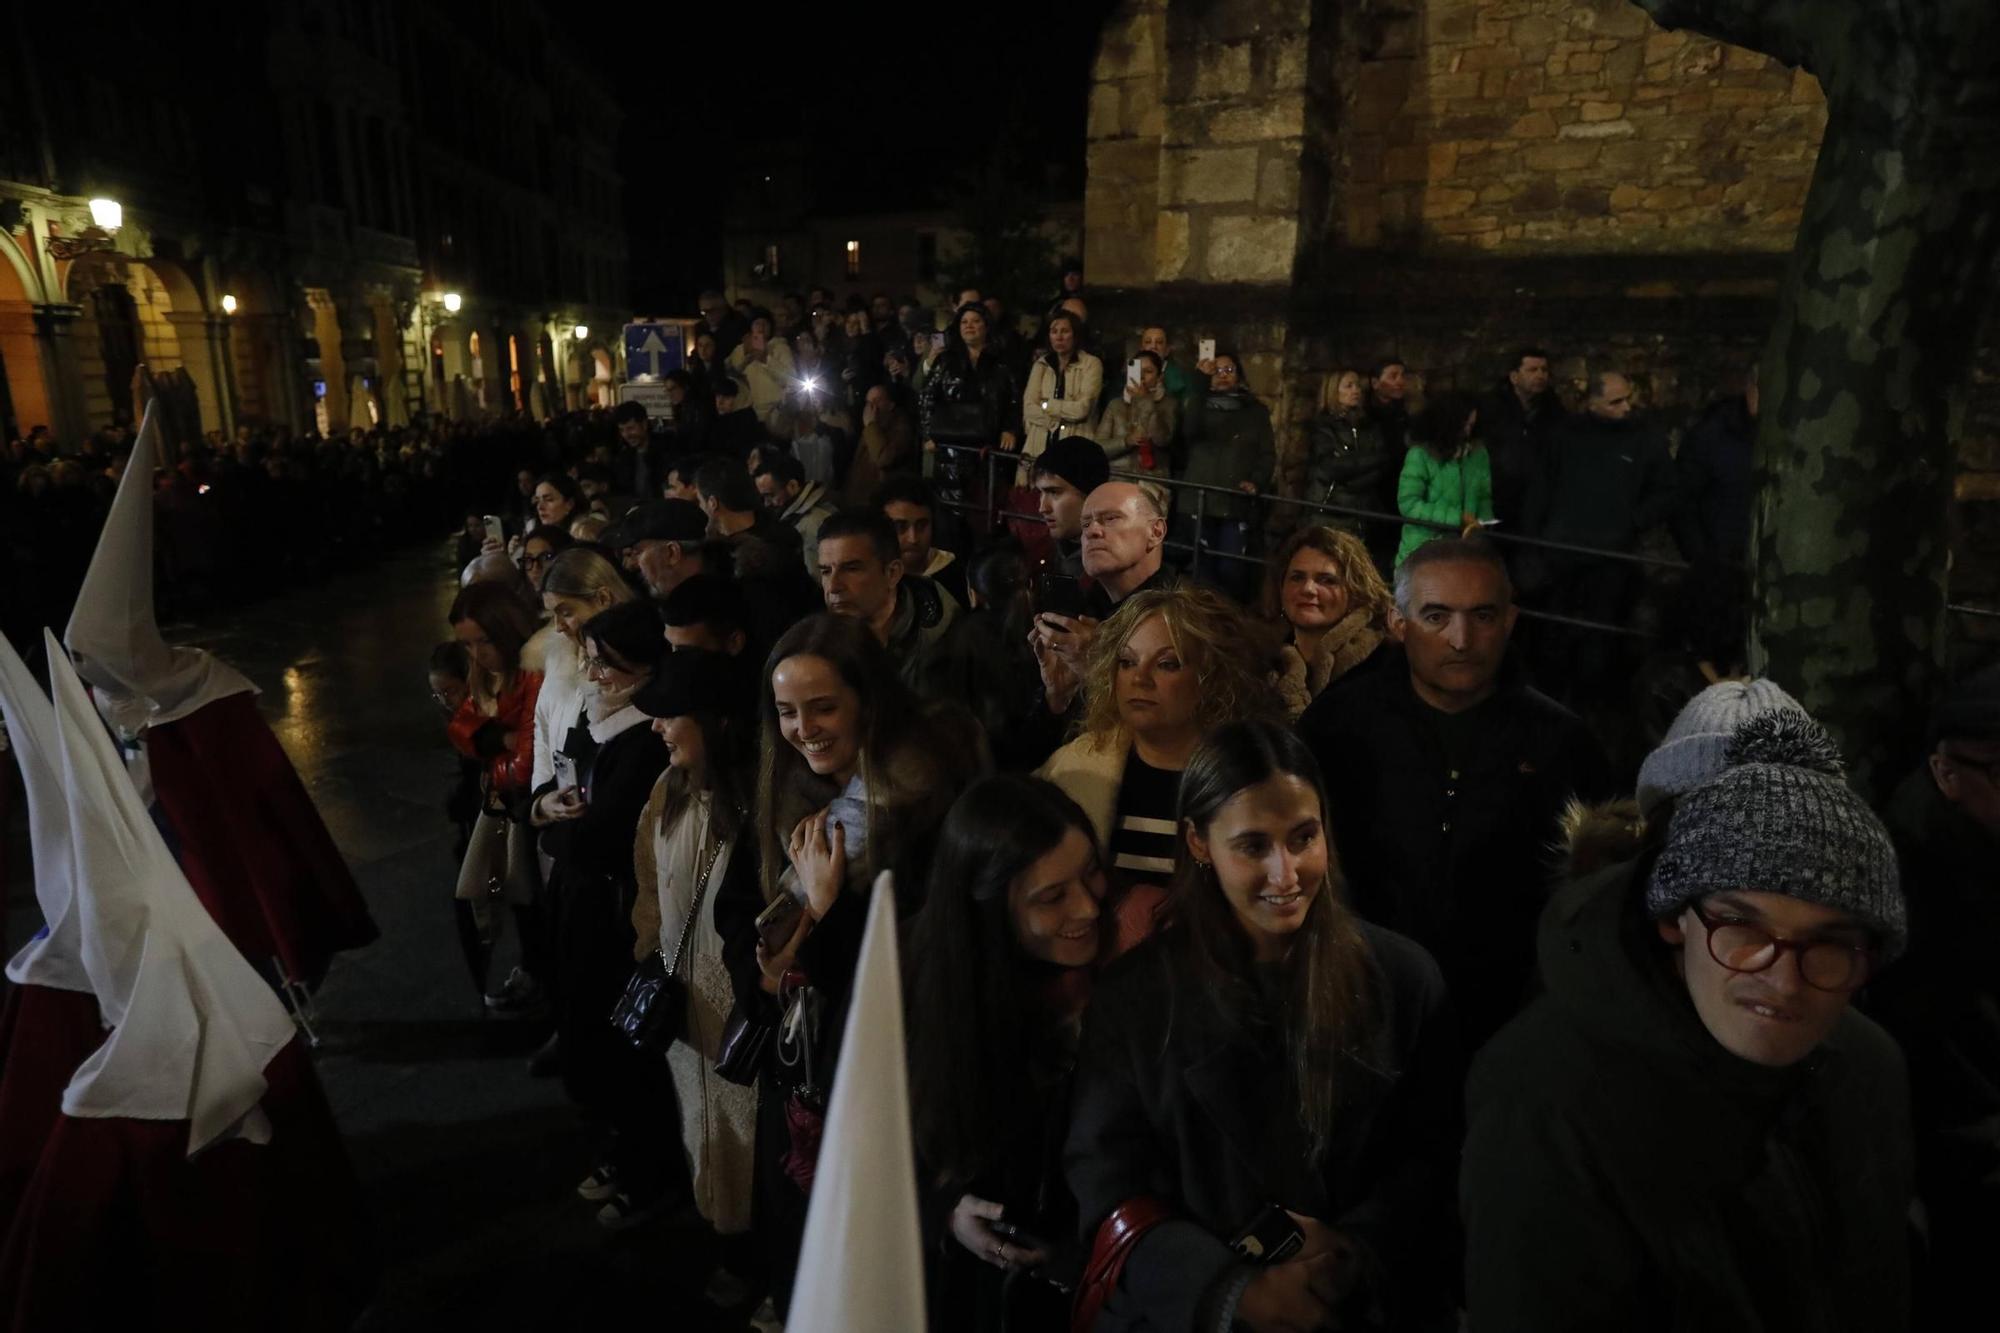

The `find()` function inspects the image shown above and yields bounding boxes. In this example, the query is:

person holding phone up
[1097,350,1179,477]
[1182,348,1275,602]
[1066,722,1462,1333]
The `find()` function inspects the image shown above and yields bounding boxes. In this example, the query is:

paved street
[4,542,734,1332]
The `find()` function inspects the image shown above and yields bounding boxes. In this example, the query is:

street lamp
[47,195,124,260]
[443,291,462,314]
[220,293,238,314]
[573,323,588,340]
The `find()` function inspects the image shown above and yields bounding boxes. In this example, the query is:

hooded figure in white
[63,400,257,743]
[0,634,92,997]
[43,629,297,1153]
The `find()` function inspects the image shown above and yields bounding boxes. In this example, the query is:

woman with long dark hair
[907,776,1107,1329]
[918,302,1023,549]
[1066,720,1461,1333]
[739,612,985,1311]
[1394,392,1492,566]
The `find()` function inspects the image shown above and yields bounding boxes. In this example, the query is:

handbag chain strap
[663,820,726,981]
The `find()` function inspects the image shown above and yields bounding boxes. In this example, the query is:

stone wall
[1333,0,1826,253]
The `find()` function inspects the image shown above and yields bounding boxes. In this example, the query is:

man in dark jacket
[1300,538,1610,1051]
[1524,369,1678,701]
[1671,370,1758,567]
[1869,664,2000,1325]
[1477,347,1565,527]
[708,378,766,459]
[1464,710,1913,1332]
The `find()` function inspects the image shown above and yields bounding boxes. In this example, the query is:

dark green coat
[1463,861,1913,1333]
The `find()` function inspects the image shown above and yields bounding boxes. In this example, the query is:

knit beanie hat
[1032,436,1111,497]
[1635,678,1807,817]
[1646,712,1906,960]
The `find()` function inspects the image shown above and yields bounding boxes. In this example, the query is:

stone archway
[0,232,45,440]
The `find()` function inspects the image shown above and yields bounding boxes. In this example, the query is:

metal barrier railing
[925,441,1997,642]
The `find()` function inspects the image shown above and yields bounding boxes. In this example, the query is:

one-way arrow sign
[623,322,684,382]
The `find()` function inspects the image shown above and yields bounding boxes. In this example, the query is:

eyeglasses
[1686,901,1876,993]
[523,551,556,568]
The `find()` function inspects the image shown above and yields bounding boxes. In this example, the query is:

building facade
[0,1,628,449]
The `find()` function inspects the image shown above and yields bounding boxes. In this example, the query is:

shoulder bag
[608,826,726,1055]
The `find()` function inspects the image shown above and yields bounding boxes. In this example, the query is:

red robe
[0,982,102,1237]
[145,692,378,988]
[0,1036,375,1333]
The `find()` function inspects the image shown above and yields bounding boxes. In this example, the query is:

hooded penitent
[0,633,376,1333]
[0,632,103,1234]
[63,401,256,736]
[57,400,376,988]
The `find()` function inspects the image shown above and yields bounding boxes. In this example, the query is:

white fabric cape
[63,400,255,734]
[44,629,295,1154]
[787,872,926,1331]
[0,633,93,994]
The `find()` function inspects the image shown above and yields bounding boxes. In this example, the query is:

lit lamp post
[46,195,123,260]
[217,292,241,431]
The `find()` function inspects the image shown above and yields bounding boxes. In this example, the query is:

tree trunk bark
[1635,0,2000,795]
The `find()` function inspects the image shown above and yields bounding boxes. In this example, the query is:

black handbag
[713,996,776,1086]
[609,829,725,1055]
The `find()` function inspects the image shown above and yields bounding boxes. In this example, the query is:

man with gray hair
[1302,537,1609,1049]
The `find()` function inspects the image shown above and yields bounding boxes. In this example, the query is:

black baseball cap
[600,499,707,551]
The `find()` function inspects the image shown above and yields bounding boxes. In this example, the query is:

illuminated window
[845,239,860,278]
[765,243,781,277]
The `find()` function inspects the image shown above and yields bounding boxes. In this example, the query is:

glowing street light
[442,291,462,313]
[573,323,588,340]
[87,197,122,231]
[220,293,238,314]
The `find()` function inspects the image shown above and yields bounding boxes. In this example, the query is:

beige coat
[1037,731,1127,852]
[633,781,757,1234]
[1021,351,1104,459]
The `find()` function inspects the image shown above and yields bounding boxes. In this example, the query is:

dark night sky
[614,4,1117,311]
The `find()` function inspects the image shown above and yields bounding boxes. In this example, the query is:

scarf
[1274,609,1386,719]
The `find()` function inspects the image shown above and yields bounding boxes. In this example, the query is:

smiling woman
[1064,720,1462,1333]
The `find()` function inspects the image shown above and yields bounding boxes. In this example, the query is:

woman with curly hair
[1261,525,1396,721]
[1038,584,1277,956]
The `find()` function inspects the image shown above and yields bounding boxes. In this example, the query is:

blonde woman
[1038,584,1276,955]
[1261,525,1396,720]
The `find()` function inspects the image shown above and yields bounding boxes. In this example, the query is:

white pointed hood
[63,401,255,733]
[788,872,926,1331]
[44,629,295,1154]
[0,633,93,995]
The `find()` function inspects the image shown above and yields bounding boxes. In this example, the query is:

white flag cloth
[788,872,927,1332]
[0,633,92,994]
[43,630,294,1154]
[63,400,255,734]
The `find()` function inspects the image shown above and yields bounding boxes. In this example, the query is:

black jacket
[1464,861,1913,1332]
[1525,412,1678,552]
[1299,648,1611,1049]
[1477,381,1565,526]
[1868,767,2000,1323]
[535,716,670,903]
[919,344,1024,447]
[1304,409,1391,517]
[1671,395,1755,566]
[1065,922,1462,1332]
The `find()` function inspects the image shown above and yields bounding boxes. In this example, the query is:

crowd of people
[418,272,1994,1333]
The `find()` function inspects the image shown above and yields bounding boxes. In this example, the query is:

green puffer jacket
[1395,444,1493,565]
[1462,860,1913,1333]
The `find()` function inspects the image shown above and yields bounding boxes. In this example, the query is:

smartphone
[483,514,505,545]
[1228,1204,1305,1265]
[1198,337,1216,363]
[755,893,805,953]
[930,331,945,353]
[1036,569,1087,619]
[551,752,583,804]
[1478,518,1503,527]
[1125,358,1144,387]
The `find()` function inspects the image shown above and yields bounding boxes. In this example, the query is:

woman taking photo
[1021,309,1102,463]
[445,582,545,1005]
[1261,525,1395,721]
[1395,393,1492,566]
[1039,585,1274,955]
[1066,721,1462,1333]
[742,613,984,1310]
[907,776,1107,1331]
[1097,350,1178,477]
[529,598,678,1229]
[629,648,760,1273]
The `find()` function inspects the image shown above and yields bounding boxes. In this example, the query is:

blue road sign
[623,322,684,381]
